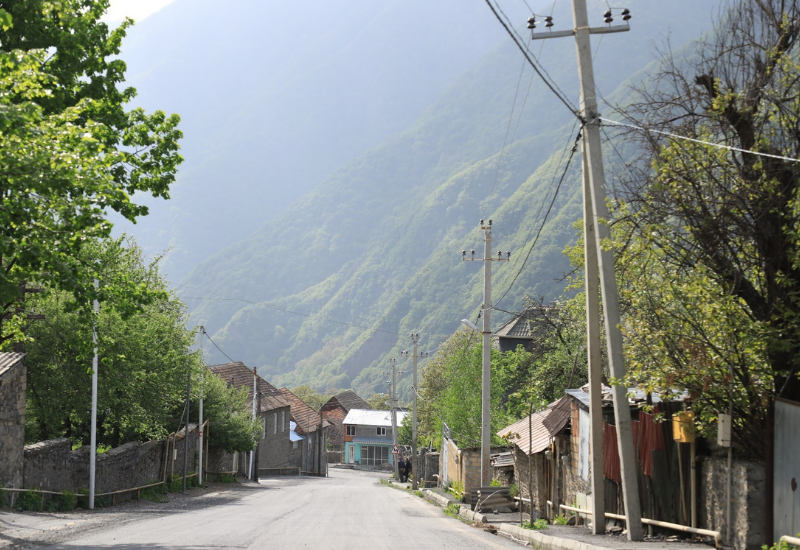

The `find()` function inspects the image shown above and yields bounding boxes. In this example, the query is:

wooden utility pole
[528,1,642,539]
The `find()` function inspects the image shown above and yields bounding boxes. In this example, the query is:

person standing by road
[404,455,412,484]
[397,456,406,482]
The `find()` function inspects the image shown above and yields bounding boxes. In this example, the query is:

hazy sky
[103,0,177,24]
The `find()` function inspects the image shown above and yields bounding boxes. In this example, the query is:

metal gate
[775,397,800,539]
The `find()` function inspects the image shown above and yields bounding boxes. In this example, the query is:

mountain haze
[174,0,724,398]
[111,0,520,280]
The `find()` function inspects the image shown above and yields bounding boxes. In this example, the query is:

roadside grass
[140,485,168,503]
[522,518,549,530]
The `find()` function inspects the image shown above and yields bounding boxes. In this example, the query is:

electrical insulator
[527,16,536,29]
[544,16,554,28]
[603,9,613,23]
[621,8,631,21]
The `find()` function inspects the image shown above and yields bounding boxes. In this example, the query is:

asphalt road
[1,469,520,549]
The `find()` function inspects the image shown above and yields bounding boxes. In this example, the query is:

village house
[320,390,371,457]
[279,388,328,475]
[342,409,406,467]
[208,362,293,476]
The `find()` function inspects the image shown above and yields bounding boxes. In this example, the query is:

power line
[494,126,583,308]
[482,0,581,120]
[600,117,800,163]
[204,332,235,363]
[182,295,402,336]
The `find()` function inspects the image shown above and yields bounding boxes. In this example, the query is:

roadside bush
[47,491,77,511]
[77,488,105,509]
[762,535,800,550]
[140,484,167,502]
[553,514,570,525]
[18,490,43,511]
[216,473,236,483]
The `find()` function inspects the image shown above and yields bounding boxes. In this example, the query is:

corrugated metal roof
[0,352,24,379]
[343,409,407,427]
[497,397,571,456]
[565,385,688,409]
[208,362,291,412]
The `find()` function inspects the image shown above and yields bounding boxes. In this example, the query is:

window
[346,425,356,436]
[376,427,387,436]
[360,445,389,465]
[273,412,277,434]
[281,411,285,432]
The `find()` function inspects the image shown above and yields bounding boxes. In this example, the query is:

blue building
[343,409,408,466]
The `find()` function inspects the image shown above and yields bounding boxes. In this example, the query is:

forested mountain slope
[110,0,510,280]
[178,0,723,397]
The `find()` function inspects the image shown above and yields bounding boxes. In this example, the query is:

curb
[421,489,452,508]
[499,524,607,550]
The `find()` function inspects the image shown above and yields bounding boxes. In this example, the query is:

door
[348,445,355,464]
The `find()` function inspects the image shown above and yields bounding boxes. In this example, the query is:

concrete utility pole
[89,278,99,509]
[462,220,510,486]
[388,358,400,481]
[528,3,642,539]
[182,366,191,494]
[402,334,429,490]
[198,326,205,485]
[249,367,258,480]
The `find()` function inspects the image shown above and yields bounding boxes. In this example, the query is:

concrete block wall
[699,457,766,550]
[0,359,25,490]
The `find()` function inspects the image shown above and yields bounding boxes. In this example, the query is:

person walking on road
[397,456,406,482]
[404,455,412,484]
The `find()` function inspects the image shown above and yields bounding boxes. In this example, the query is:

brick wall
[0,358,25,489]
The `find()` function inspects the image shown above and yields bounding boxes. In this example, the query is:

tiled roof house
[208,362,293,472]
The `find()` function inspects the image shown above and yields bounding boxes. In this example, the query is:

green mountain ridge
[176,0,723,398]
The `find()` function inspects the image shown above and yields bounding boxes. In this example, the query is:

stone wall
[698,456,766,550]
[417,449,439,487]
[0,357,25,490]
[206,449,238,474]
[23,425,198,495]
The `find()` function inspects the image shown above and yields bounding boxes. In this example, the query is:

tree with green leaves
[0,1,182,345]
[609,0,800,458]
[24,237,258,452]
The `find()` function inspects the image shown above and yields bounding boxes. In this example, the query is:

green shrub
[140,484,167,502]
[762,535,800,550]
[216,473,236,483]
[18,490,43,511]
[166,475,184,493]
[414,490,424,498]
[48,491,77,511]
[490,478,502,487]
[450,480,465,500]
[553,514,570,525]
[522,518,549,530]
